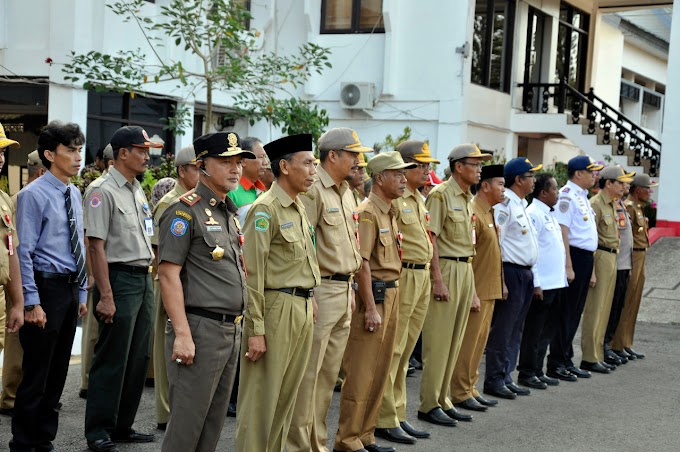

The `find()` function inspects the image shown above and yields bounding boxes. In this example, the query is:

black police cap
[193,132,255,160]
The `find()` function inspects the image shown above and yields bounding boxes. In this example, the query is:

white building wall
[591,16,625,107]
[622,42,668,86]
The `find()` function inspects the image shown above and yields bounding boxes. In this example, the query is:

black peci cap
[481,164,504,181]
[264,134,313,161]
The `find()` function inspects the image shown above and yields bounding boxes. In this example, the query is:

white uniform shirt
[494,189,539,267]
[554,180,598,252]
[527,199,568,290]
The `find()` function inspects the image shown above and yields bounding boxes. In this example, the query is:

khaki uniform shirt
[158,182,247,315]
[357,192,402,282]
[425,177,475,258]
[394,187,432,265]
[242,182,320,336]
[625,199,649,249]
[300,165,362,277]
[0,191,17,286]
[84,166,153,266]
[471,196,501,300]
[590,191,620,250]
[152,181,189,246]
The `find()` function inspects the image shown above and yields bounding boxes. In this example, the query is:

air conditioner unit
[340,82,375,110]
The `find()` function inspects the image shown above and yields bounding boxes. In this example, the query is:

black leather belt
[277,287,314,299]
[570,246,595,255]
[321,274,353,282]
[186,306,242,324]
[633,247,647,252]
[597,245,619,254]
[503,262,532,271]
[402,262,430,270]
[109,263,150,274]
[383,280,399,289]
[35,271,79,284]
[440,256,473,263]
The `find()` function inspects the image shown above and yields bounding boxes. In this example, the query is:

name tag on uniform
[207,225,223,232]
[145,218,154,236]
[379,228,390,233]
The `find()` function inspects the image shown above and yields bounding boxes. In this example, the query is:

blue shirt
[17,171,87,305]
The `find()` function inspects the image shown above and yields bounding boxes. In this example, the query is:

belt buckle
[394,281,399,288]
[234,315,243,325]
[425,262,431,270]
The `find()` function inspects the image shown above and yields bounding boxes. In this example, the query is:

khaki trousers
[80,289,99,391]
[581,251,617,363]
[161,314,240,452]
[236,291,313,452]
[450,298,495,403]
[334,287,398,452]
[1,290,24,410]
[419,260,474,413]
[612,250,647,350]
[0,287,5,353]
[377,268,430,428]
[153,278,170,424]
[287,280,352,452]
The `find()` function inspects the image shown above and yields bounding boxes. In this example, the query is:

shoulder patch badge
[559,201,569,213]
[180,192,202,206]
[501,196,510,206]
[562,187,571,194]
[170,218,189,237]
[497,211,509,225]
[89,191,103,209]
[254,216,269,232]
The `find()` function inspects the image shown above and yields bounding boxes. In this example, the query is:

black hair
[504,176,516,189]
[568,168,576,179]
[37,121,85,169]
[96,148,104,160]
[270,152,294,178]
[532,172,554,199]
[240,136,261,152]
[598,178,608,189]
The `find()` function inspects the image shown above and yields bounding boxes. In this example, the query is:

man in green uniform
[418,144,491,426]
[150,144,198,429]
[580,165,634,374]
[84,126,162,452]
[375,141,438,445]
[611,173,657,359]
[227,136,267,217]
[334,151,415,452]
[236,134,320,452]
[287,128,369,452]
[158,132,252,451]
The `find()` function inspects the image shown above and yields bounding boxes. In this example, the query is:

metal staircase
[517,80,661,176]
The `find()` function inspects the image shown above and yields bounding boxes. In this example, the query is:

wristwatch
[24,304,39,312]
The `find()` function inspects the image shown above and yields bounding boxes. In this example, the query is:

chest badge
[205,216,219,225]
[209,198,217,207]
[205,208,212,216]
[211,244,225,261]
[583,215,589,221]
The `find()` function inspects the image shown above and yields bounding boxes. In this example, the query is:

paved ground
[1,238,678,451]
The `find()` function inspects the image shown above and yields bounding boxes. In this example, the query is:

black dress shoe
[538,374,560,386]
[79,389,88,399]
[483,385,516,400]
[407,366,416,377]
[604,350,623,365]
[547,368,577,382]
[110,430,154,443]
[87,439,118,452]
[518,376,547,390]
[375,427,416,444]
[333,449,367,452]
[580,361,610,374]
[55,402,62,410]
[409,356,423,370]
[444,407,473,421]
[365,444,396,452]
[601,361,617,371]
[613,349,634,360]
[334,383,342,392]
[455,397,487,412]
[506,382,530,396]
[625,347,645,359]
[227,402,237,417]
[475,395,498,406]
[0,407,14,416]
[417,407,457,426]
[157,423,167,431]
[566,366,592,378]
[400,420,430,439]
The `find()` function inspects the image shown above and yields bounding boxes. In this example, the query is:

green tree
[62,0,331,138]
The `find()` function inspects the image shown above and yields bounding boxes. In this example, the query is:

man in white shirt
[517,174,568,390]
[483,157,541,400]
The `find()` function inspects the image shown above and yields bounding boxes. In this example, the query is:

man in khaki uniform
[1,150,44,415]
[236,134,320,452]
[580,165,634,374]
[350,153,369,205]
[611,173,656,360]
[80,144,114,399]
[334,151,414,452]
[450,164,505,412]
[158,132,252,451]
[287,128,369,452]
[418,144,491,426]
[374,141,438,445]
[148,145,198,429]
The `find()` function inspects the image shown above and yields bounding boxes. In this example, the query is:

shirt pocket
[322,212,345,245]
[446,209,467,240]
[378,231,397,264]
[400,213,418,226]
[636,215,645,227]
[280,226,305,261]
[116,205,138,230]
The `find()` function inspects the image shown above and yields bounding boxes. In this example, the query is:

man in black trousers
[11,121,89,452]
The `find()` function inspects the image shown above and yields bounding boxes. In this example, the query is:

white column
[47,86,89,166]
[656,5,680,224]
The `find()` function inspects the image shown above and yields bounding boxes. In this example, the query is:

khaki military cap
[448,143,492,161]
[600,165,634,183]
[632,173,658,188]
[27,150,42,166]
[396,140,441,164]
[175,145,197,166]
[103,144,114,160]
[318,127,372,153]
[367,151,417,174]
[357,152,368,168]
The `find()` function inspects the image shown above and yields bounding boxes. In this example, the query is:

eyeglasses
[520,173,536,179]
[460,161,484,170]
[410,162,431,170]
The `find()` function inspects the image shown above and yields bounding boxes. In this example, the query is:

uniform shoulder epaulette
[562,187,571,194]
[300,191,315,200]
[625,200,634,207]
[501,196,510,206]
[179,192,201,206]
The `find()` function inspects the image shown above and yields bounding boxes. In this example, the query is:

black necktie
[65,187,86,286]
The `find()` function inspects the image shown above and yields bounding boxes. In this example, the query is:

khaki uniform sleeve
[152,201,171,246]
[84,188,113,240]
[299,187,321,229]
[242,203,275,337]
[158,204,192,266]
[358,209,377,261]
[425,190,446,237]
